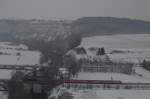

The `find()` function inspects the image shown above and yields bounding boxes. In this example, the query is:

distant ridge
[1,17,150,41]
[73,17,150,37]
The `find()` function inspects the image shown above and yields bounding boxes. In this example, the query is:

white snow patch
[80,34,150,63]
[58,89,150,99]
[134,66,150,79]
[81,34,150,49]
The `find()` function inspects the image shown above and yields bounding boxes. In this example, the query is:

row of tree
[96,47,106,55]
[21,33,82,66]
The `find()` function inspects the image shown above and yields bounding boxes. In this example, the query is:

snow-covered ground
[0,42,41,79]
[134,66,150,79]
[0,42,41,65]
[0,49,41,65]
[80,34,150,63]
[50,87,150,99]
[72,89,150,99]
[108,49,150,63]
[81,34,150,49]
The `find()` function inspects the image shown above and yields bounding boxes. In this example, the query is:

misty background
[0,0,150,21]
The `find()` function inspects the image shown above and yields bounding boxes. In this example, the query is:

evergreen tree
[142,59,147,68]
[142,60,150,71]
[101,47,105,55]
[96,48,101,55]
[96,47,106,55]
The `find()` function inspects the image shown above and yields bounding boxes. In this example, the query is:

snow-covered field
[72,89,150,99]
[81,34,150,49]
[50,87,150,99]
[0,42,41,65]
[134,66,150,79]
[108,49,150,63]
[0,42,41,79]
[80,34,150,63]
[0,49,40,65]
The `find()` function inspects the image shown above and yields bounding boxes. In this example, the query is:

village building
[64,47,133,74]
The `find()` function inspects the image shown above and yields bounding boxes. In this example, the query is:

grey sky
[0,0,150,20]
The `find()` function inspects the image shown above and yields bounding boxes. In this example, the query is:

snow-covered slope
[80,34,150,63]
[81,34,150,49]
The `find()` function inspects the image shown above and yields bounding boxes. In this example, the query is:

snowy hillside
[80,34,150,63]
[81,34,150,49]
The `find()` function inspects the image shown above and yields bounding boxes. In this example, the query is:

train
[63,80,122,84]
[61,80,150,90]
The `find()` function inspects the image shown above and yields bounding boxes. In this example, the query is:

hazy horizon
[0,0,150,21]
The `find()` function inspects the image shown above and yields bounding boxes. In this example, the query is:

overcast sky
[0,0,150,20]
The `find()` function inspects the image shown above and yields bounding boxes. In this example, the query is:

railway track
[62,80,150,90]
[0,64,149,90]
[0,79,150,91]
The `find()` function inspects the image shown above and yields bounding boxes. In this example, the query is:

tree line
[142,60,150,71]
